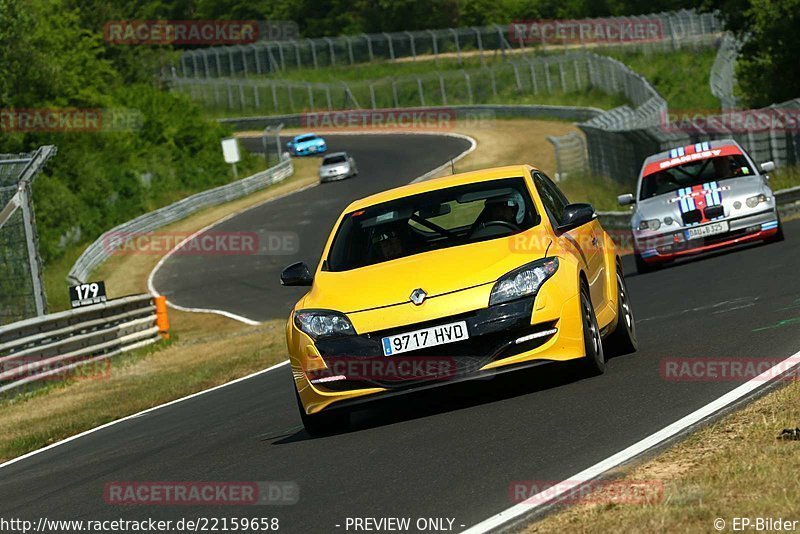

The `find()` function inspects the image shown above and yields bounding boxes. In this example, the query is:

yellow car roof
[345,164,538,212]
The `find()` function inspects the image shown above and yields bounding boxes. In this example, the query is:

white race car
[619,139,784,273]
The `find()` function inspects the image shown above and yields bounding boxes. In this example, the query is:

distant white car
[619,139,783,274]
[319,152,358,183]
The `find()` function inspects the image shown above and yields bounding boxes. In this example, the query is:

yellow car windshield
[326,177,540,271]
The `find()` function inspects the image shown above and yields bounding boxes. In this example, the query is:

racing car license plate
[381,321,469,356]
[686,221,729,240]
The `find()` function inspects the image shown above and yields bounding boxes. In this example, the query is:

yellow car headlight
[489,258,559,306]
[294,309,356,340]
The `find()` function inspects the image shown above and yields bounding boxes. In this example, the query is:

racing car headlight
[637,219,661,231]
[294,310,355,340]
[746,194,768,208]
[489,258,559,306]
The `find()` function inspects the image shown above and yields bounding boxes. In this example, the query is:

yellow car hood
[304,228,551,314]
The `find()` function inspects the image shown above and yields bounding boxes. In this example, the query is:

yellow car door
[533,172,606,307]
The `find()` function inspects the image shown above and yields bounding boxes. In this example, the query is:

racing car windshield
[323,155,347,165]
[640,154,752,200]
[326,178,540,271]
[296,135,317,143]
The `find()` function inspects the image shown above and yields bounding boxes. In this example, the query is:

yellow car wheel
[578,283,605,376]
[295,391,350,437]
[605,267,638,357]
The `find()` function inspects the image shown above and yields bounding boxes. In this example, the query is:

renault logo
[409,288,427,305]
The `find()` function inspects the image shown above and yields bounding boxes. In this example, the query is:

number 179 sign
[69,281,108,309]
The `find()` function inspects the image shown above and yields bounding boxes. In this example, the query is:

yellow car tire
[296,391,350,437]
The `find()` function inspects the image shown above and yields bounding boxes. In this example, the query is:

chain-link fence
[170,40,717,116]
[570,35,800,186]
[0,146,57,326]
[547,132,588,181]
[710,33,739,111]
[171,10,721,77]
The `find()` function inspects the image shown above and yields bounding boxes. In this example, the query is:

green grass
[604,47,719,111]
[771,166,800,192]
[189,45,719,120]
[559,173,632,212]
[38,156,272,314]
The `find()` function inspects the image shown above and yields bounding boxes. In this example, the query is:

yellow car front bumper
[289,265,587,415]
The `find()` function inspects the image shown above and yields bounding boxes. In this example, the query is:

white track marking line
[146,182,318,325]
[0,360,290,471]
[148,131,477,325]
[462,349,800,533]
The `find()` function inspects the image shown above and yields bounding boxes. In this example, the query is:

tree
[704,0,800,107]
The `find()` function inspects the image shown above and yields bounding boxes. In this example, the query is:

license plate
[686,221,729,240]
[381,321,469,356]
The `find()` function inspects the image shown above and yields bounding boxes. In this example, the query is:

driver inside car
[476,197,521,229]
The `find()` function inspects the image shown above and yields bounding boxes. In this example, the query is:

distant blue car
[287,133,327,156]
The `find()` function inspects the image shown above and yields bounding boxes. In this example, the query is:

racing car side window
[533,172,569,228]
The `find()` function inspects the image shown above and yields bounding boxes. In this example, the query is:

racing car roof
[640,139,745,177]
[293,133,321,141]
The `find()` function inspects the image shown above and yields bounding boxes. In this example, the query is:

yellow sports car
[282,165,637,435]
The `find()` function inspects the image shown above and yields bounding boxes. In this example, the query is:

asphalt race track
[2,133,799,533]
[151,134,473,321]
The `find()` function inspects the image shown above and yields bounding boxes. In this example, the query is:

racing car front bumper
[291,266,587,415]
[634,209,780,263]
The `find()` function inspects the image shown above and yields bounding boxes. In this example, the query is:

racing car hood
[302,227,552,315]
[633,175,771,229]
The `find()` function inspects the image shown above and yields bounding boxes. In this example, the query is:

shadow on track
[622,238,784,279]
[269,356,634,444]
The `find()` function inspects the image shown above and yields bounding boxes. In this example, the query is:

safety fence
[68,154,293,285]
[709,33,739,111]
[0,294,168,395]
[170,46,708,116]
[547,132,589,181]
[0,146,57,325]
[171,10,721,77]
[217,104,602,130]
[576,96,800,185]
[537,33,800,185]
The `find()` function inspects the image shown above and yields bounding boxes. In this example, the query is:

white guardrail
[0,294,169,395]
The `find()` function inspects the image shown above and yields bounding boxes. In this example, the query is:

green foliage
[604,47,720,110]
[186,0,700,36]
[704,0,800,107]
[0,0,259,270]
